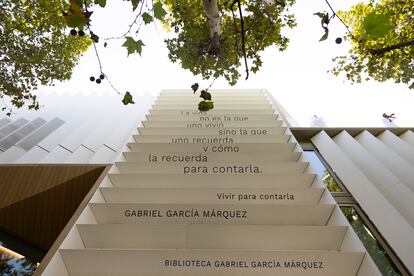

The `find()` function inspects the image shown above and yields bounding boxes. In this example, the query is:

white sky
[39,0,414,127]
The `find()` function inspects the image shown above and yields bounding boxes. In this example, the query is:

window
[302,150,343,192]
[0,241,38,275]
[340,206,402,276]
[302,145,408,276]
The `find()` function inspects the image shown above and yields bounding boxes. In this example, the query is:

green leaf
[200,90,211,100]
[131,0,139,11]
[122,37,144,56]
[153,2,167,20]
[314,12,329,26]
[198,101,214,112]
[142,12,153,24]
[122,91,135,105]
[90,32,99,43]
[65,1,88,28]
[191,83,199,93]
[319,28,329,41]
[363,12,392,38]
[94,0,106,7]
[313,12,325,18]
[64,14,87,28]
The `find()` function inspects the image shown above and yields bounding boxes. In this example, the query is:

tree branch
[102,0,145,41]
[231,8,240,58]
[368,38,414,55]
[323,0,357,41]
[237,0,249,80]
[231,0,249,80]
[88,27,122,96]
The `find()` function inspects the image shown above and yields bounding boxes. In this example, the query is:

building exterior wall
[309,130,414,274]
[0,89,412,275]
[0,93,155,164]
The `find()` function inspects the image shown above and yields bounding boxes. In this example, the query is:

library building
[0,90,413,276]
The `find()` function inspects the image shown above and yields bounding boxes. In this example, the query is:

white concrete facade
[312,130,414,274]
[1,89,412,275]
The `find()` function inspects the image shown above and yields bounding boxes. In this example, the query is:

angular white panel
[123,151,300,162]
[0,146,26,163]
[78,224,187,249]
[334,131,414,227]
[108,173,316,189]
[89,145,117,163]
[399,130,414,147]
[90,203,335,225]
[40,146,72,163]
[377,130,414,166]
[14,146,49,163]
[114,161,307,174]
[150,109,275,115]
[356,130,414,192]
[142,120,282,128]
[65,145,95,163]
[146,114,278,121]
[61,249,364,276]
[78,224,346,251]
[138,126,286,136]
[133,134,290,143]
[127,142,295,153]
[100,187,324,205]
[312,130,414,273]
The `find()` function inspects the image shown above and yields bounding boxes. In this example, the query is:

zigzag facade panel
[1,90,413,275]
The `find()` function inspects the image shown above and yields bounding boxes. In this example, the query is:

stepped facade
[0,90,412,275]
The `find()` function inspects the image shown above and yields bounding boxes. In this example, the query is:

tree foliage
[332,0,414,89]
[1,0,413,115]
[164,0,296,85]
[0,0,91,114]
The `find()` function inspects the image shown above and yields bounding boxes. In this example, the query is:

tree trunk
[203,0,220,55]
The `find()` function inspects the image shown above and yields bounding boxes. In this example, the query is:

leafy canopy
[164,0,296,85]
[0,0,91,113]
[332,0,414,89]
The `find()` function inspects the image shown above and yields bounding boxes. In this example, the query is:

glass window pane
[0,241,37,275]
[302,151,342,192]
[340,207,402,276]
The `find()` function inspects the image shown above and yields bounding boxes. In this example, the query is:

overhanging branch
[368,38,414,55]
[230,0,249,80]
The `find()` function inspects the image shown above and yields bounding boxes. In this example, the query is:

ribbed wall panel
[37,112,90,152]
[0,118,29,140]
[377,130,414,166]
[399,130,414,147]
[312,131,414,274]
[89,146,117,164]
[355,131,414,193]
[0,146,26,163]
[103,95,154,152]
[0,118,11,128]
[17,118,65,151]
[40,146,72,163]
[59,117,101,153]
[0,118,47,151]
[333,131,414,228]
[65,145,95,163]
[14,146,50,163]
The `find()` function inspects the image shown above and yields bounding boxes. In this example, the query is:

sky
[39,0,414,127]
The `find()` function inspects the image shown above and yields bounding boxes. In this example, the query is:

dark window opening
[0,240,38,276]
[340,206,402,276]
